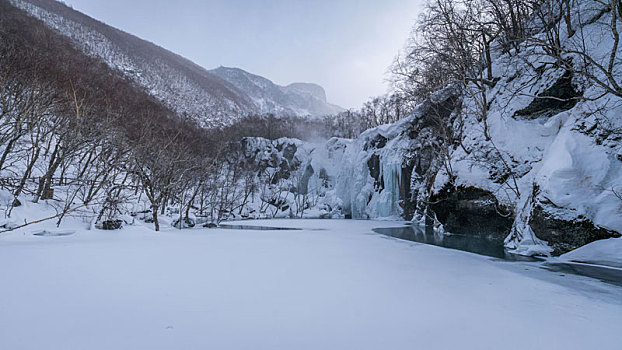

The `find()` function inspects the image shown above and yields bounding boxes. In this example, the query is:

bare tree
[528,0,622,100]
[131,116,196,231]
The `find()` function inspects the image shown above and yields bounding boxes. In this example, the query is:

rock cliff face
[211,67,344,117]
[329,87,460,221]
[234,2,622,256]
[343,4,622,255]
[238,58,621,254]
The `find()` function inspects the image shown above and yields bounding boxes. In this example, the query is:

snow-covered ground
[560,237,622,268]
[1,219,621,350]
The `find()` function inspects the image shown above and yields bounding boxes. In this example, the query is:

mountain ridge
[10,0,343,127]
[210,66,344,117]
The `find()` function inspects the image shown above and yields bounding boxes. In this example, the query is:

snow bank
[561,237,622,268]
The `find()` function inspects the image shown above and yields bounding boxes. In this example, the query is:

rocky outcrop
[238,137,304,183]
[332,86,460,220]
[514,69,580,119]
[529,204,621,255]
[429,185,515,240]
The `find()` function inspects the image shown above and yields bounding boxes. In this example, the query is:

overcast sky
[63,0,423,109]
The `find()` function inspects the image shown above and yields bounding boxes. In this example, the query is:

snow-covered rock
[443,1,622,255]
[331,87,460,220]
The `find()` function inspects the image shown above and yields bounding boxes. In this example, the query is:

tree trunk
[152,205,160,231]
[10,145,40,213]
[160,194,167,215]
[483,31,493,81]
[0,135,19,170]
[563,0,575,37]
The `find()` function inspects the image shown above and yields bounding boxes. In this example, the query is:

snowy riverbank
[560,237,622,268]
[1,219,621,350]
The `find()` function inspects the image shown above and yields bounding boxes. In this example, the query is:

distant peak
[284,83,327,103]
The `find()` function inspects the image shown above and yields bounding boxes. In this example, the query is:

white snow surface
[1,219,621,350]
[561,237,622,268]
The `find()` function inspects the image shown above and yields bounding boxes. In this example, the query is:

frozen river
[374,224,622,287]
[1,219,621,349]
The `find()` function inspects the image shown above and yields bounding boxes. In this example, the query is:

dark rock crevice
[364,134,388,151]
[429,185,515,240]
[399,160,416,220]
[514,70,580,119]
[367,154,383,191]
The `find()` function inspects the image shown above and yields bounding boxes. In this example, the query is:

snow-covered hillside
[9,0,342,127]
[442,1,622,256]
[8,0,253,128]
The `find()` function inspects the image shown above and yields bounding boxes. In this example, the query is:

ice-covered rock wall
[329,87,459,220]
[235,1,622,256]
[231,137,345,219]
[429,1,622,255]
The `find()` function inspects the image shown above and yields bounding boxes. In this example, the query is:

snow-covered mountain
[210,67,344,117]
[9,0,342,128]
